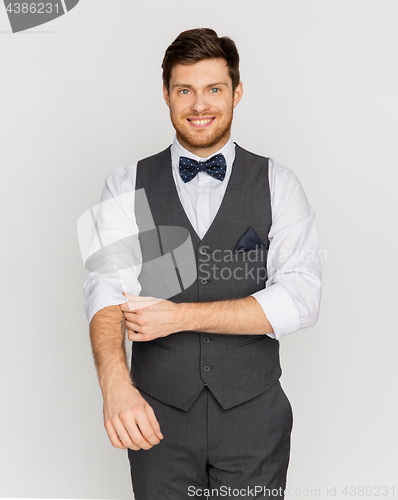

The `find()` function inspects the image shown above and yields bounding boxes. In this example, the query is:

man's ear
[163,85,170,108]
[233,81,243,109]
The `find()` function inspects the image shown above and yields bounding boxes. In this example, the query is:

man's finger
[104,419,128,450]
[116,410,155,450]
[120,301,135,313]
[128,331,152,342]
[112,419,141,451]
[122,292,136,301]
[125,320,150,340]
[146,404,164,440]
[121,293,162,312]
[124,418,155,450]
[125,319,140,331]
[135,412,161,447]
[123,311,137,322]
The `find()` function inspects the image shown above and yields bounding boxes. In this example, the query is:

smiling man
[166,57,238,155]
[84,28,322,500]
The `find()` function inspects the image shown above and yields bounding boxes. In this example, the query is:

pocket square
[233,227,266,254]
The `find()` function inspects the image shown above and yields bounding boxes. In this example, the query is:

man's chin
[177,129,231,151]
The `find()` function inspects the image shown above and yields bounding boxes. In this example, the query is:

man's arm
[84,166,164,451]
[90,305,163,451]
[120,293,273,342]
[181,295,273,334]
[120,160,322,342]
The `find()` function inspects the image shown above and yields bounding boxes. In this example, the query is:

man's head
[162,28,240,95]
[162,28,243,157]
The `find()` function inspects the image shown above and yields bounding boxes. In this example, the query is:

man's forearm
[179,296,274,335]
[89,305,133,389]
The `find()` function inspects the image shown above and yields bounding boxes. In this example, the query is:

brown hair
[162,28,240,93]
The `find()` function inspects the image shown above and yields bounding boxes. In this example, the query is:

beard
[170,108,234,153]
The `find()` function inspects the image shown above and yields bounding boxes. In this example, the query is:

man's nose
[190,93,210,114]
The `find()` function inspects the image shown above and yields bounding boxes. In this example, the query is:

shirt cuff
[84,285,129,325]
[251,283,301,340]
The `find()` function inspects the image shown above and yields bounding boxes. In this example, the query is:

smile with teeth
[188,117,215,126]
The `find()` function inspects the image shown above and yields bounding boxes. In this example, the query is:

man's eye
[210,88,220,93]
[179,89,190,95]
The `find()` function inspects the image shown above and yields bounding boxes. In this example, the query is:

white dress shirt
[83,136,322,340]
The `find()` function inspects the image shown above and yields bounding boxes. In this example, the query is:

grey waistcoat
[131,144,282,411]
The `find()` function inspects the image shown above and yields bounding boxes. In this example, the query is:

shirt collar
[171,135,236,172]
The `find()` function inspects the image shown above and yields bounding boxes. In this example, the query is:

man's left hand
[120,293,182,342]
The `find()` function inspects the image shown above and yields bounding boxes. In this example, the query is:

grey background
[0,0,397,498]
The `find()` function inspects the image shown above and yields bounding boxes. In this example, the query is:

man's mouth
[187,117,215,128]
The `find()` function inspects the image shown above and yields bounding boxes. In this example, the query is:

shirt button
[200,185,206,191]
[203,365,211,372]
[203,337,210,343]
[199,247,207,255]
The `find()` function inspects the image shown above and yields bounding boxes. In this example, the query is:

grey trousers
[128,381,293,499]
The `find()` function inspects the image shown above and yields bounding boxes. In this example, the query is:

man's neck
[176,133,231,159]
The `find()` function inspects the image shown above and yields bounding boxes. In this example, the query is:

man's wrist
[99,367,134,393]
[175,302,194,332]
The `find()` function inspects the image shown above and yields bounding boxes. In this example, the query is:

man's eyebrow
[171,82,229,90]
[206,82,229,88]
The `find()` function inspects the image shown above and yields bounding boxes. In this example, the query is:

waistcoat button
[199,247,208,255]
[203,365,211,372]
[203,337,210,343]
[200,278,208,285]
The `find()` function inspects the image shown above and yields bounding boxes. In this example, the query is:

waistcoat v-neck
[131,144,281,411]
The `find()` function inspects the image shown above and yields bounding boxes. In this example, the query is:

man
[83,28,322,499]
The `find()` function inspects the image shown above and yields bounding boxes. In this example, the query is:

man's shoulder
[268,157,296,177]
[105,161,136,190]
[235,144,299,191]
[104,145,172,192]
[234,143,269,161]
[136,145,172,166]
[237,144,296,174]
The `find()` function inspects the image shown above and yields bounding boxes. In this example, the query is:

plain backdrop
[0,1,397,499]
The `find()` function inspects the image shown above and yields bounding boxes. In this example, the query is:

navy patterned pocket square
[233,227,266,254]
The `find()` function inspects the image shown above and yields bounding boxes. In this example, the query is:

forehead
[169,58,231,88]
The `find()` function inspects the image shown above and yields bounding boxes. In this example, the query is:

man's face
[163,58,243,157]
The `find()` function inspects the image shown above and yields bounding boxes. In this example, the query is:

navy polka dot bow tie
[179,154,227,183]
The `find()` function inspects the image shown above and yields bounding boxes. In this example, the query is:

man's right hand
[101,380,163,451]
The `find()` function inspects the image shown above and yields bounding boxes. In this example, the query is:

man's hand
[120,292,274,338]
[120,292,182,341]
[102,378,163,451]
